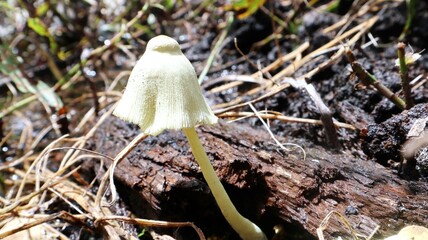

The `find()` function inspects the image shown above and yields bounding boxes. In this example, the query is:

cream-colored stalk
[113,35,266,240]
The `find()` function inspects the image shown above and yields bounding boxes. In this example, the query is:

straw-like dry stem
[397,42,414,109]
[346,49,406,110]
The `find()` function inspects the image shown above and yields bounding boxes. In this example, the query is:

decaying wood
[87,116,428,239]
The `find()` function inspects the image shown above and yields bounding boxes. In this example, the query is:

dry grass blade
[212,15,379,114]
[0,165,78,215]
[317,210,359,240]
[0,131,13,147]
[248,103,305,162]
[95,216,206,240]
[74,71,131,133]
[270,15,379,83]
[317,210,380,240]
[14,134,70,201]
[218,111,356,130]
[95,131,148,207]
[0,213,69,239]
[209,41,309,94]
[0,101,138,239]
[52,181,131,240]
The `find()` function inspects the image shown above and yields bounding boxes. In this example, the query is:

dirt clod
[362,103,428,168]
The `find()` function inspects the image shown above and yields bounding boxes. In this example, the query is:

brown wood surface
[88,116,428,239]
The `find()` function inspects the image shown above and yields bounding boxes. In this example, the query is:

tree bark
[87,116,428,239]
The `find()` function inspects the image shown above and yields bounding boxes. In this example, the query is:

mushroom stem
[183,127,266,240]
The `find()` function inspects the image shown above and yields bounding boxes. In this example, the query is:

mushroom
[384,225,428,240]
[113,35,266,240]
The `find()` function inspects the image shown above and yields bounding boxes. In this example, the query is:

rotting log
[86,116,428,239]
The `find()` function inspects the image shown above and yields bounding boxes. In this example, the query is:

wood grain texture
[87,116,428,239]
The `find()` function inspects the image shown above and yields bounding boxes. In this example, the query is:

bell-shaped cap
[113,35,218,136]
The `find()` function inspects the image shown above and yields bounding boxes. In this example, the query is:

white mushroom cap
[384,225,428,240]
[113,35,218,136]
